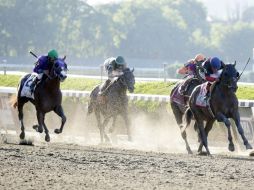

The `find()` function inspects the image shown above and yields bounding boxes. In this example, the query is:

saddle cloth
[195,82,208,107]
[170,82,185,105]
[20,73,38,99]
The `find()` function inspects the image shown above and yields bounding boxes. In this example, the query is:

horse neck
[44,77,60,92]
[214,82,235,97]
[110,81,127,94]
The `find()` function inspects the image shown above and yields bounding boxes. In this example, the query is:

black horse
[170,76,204,154]
[87,68,135,143]
[184,63,253,155]
[12,58,68,142]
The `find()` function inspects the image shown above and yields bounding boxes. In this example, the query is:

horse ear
[131,68,134,72]
[63,55,66,61]
[233,61,236,66]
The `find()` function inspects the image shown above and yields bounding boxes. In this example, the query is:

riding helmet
[115,56,126,65]
[48,49,59,60]
[210,57,221,70]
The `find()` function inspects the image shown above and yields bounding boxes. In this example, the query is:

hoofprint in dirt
[0,143,254,190]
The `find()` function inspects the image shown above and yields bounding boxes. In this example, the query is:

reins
[237,57,250,81]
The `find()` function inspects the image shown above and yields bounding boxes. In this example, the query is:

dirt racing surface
[0,142,254,190]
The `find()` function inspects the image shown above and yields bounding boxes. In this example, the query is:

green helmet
[115,56,126,65]
[48,49,58,60]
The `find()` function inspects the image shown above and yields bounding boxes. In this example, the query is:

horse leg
[95,110,110,143]
[33,111,44,133]
[216,113,235,151]
[37,111,50,142]
[17,101,26,140]
[53,105,66,134]
[197,119,215,153]
[192,113,211,155]
[94,111,104,143]
[101,117,111,143]
[171,102,192,154]
[121,112,132,142]
[232,111,253,149]
[109,115,117,133]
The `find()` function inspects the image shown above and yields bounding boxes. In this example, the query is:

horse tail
[10,95,18,109]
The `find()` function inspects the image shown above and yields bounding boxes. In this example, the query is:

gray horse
[88,68,135,143]
[184,63,252,155]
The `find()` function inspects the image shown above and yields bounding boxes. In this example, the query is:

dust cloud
[7,99,251,156]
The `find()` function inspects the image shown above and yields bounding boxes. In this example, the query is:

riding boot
[205,91,210,100]
[204,82,212,100]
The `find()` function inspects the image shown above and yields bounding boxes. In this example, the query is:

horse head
[50,57,68,82]
[118,68,135,93]
[220,63,239,92]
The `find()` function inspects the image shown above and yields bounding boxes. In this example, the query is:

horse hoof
[54,129,62,134]
[33,125,43,133]
[197,151,209,156]
[38,128,43,133]
[228,144,235,152]
[45,135,50,142]
[19,132,25,140]
[246,143,253,150]
[32,125,38,131]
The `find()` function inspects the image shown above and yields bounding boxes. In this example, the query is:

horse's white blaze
[61,70,67,77]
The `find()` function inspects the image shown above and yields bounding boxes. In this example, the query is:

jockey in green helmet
[99,56,127,95]
[30,49,59,94]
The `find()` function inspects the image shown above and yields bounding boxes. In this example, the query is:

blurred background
[1,0,254,81]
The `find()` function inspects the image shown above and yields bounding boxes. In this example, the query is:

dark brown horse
[184,63,252,155]
[87,68,135,143]
[12,58,68,142]
[170,76,204,154]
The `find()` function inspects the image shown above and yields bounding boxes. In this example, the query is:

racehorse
[87,68,135,143]
[170,76,204,154]
[184,63,253,155]
[11,58,68,142]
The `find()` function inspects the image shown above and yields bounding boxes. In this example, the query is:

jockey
[30,49,59,93]
[98,56,127,95]
[178,53,206,95]
[201,56,225,99]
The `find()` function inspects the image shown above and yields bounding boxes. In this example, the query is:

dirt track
[0,141,254,190]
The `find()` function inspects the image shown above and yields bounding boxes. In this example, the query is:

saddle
[20,74,38,99]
